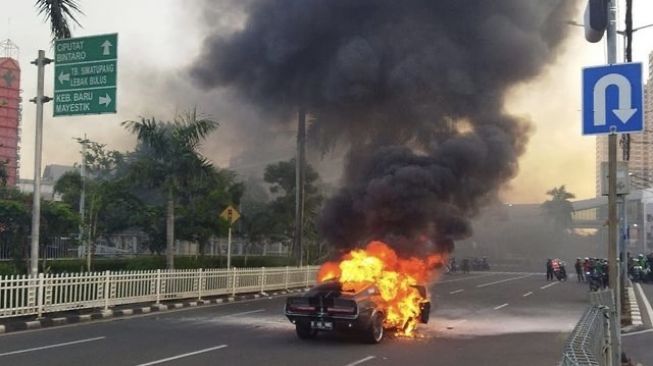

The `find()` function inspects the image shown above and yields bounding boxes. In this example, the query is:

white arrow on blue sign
[583,62,643,135]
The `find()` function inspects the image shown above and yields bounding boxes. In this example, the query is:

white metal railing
[0,266,319,319]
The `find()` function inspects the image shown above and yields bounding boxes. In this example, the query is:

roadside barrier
[0,266,319,318]
[560,289,614,366]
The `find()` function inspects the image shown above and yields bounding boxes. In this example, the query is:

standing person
[601,260,609,289]
[461,258,470,274]
[575,258,584,282]
[546,259,553,281]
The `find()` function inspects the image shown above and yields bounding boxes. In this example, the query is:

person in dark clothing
[461,258,470,274]
[546,259,554,281]
[575,258,584,282]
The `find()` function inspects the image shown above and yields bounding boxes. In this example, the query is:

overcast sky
[3,0,653,203]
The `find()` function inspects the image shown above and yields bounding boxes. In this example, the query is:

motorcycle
[554,266,567,281]
[630,265,644,282]
[587,270,602,291]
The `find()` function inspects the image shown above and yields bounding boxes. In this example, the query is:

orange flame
[318,241,445,336]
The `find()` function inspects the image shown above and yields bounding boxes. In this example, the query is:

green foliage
[41,201,79,246]
[34,0,83,42]
[176,168,243,254]
[123,109,220,268]
[1,256,296,275]
[0,262,20,276]
[0,159,8,187]
[0,197,30,263]
[54,170,82,211]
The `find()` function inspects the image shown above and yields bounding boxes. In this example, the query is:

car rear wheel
[362,313,384,344]
[295,323,317,340]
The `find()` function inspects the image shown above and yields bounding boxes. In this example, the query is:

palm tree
[541,185,576,230]
[35,0,83,42]
[122,109,218,269]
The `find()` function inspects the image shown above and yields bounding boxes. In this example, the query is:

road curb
[626,284,643,327]
[0,287,309,336]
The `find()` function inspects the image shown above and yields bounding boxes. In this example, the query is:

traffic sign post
[53,33,118,116]
[220,205,241,269]
[582,62,643,135]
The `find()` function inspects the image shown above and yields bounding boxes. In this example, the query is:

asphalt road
[0,272,588,366]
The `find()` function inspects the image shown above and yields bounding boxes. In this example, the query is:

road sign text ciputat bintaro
[53,33,118,117]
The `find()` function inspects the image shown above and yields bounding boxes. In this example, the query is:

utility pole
[606,1,621,364]
[294,107,306,266]
[28,50,52,275]
[79,136,89,271]
[619,0,634,330]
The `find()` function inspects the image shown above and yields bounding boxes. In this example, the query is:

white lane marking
[476,274,532,288]
[436,273,497,284]
[0,336,106,357]
[223,309,266,317]
[522,292,533,297]
[493,303,509,310]
[344,355,376,366]
[635,283,653,326]
[449,289,464,294]
[622,328,653,337]
[540,282,560,290]
[135,345,228,366]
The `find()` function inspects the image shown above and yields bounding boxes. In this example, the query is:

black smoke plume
[191,0,578,256]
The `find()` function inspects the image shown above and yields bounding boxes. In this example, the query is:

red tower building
[0,39,21,187]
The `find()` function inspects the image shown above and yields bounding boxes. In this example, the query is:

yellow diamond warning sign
[220,205,240,225]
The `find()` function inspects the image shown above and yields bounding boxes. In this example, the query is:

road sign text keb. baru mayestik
[582,62,643,135]
[53,33,117,116]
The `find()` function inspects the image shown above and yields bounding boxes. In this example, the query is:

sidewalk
[623,282,653,364]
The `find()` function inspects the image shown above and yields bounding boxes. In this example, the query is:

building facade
[0,39,21,187]
[596,51,653,195]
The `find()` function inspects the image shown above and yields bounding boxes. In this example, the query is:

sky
[2,0,653,204]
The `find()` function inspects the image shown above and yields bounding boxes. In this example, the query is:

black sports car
[285,281,430,343]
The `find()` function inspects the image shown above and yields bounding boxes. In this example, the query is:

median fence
[0,266,319,319]
[560,289,614,366]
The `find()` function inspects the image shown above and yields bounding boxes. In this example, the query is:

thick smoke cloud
[191,0,577,256]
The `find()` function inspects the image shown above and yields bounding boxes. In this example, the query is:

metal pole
[29,50,51,275]
[227,226,232,269]
[294,107,306,266]
[80,136,89,271]
[606,1,621,364]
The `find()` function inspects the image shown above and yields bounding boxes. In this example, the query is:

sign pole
[28,50,52,275]
[227,225,232,269]
[219,206,239,269]
[606,1,621,365]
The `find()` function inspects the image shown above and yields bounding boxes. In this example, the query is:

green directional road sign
[53,33,117,116]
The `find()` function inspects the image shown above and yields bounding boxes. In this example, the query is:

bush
[0,262,19,276]
[1,256,301,275]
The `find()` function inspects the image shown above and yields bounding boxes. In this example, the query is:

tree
[0,159,8,187]
[35,0,83,42]
[263,159,324,261]
[0,196,30,264]
[176,168,243,256]
[122,109,218,269]
[541,185,576,230]
[54,140,142,270]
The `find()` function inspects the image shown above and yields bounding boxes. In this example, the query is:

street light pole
[294,107,306,266]
[28,50,52,276]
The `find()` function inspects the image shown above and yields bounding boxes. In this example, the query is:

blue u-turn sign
[582,62,643,135]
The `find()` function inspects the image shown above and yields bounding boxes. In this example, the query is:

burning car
[285,241,440,343]
[285,281,430,343]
